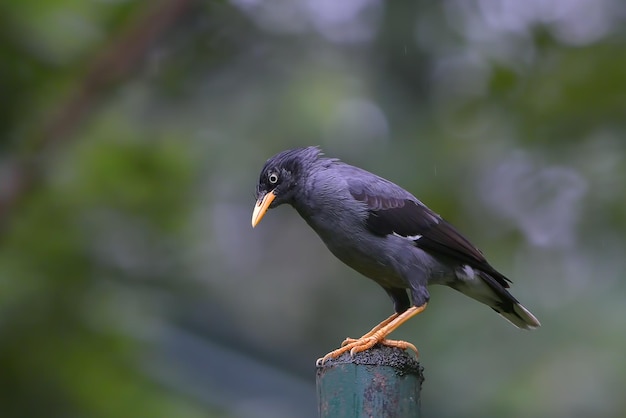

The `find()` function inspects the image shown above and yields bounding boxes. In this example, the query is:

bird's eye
[268,173,279,184]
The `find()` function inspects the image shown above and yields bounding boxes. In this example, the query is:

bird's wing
[347,174,510,287]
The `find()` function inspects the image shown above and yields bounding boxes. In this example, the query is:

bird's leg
[317,303,428,366]
[340,312,399,347]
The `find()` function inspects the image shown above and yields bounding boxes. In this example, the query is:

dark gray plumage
[252,146,540,361]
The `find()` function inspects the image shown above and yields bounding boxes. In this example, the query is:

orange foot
[316,337,418,366]
[316,303,427,366]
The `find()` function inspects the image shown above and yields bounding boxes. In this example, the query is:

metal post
[316,345,423,418]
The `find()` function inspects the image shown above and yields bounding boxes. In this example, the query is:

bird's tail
[491,299,541,330]
[455,270,541,330]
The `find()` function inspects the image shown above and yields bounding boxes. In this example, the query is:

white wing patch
[458,264,476,281]
[392,232,422,241]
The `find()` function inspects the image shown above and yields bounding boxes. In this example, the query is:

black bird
[251,147,540,364]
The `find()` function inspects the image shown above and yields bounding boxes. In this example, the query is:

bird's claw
[340,337,358,347]
[316,337,419,366]
[379,339,419,356]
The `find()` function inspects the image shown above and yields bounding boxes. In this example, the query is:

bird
[251,146,540,365]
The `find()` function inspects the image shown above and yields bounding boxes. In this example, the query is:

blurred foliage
[1,0,625,417]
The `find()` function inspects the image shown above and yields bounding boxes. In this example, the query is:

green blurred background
[1,0,625,417]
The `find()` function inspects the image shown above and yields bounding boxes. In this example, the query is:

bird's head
[251,146,322,227]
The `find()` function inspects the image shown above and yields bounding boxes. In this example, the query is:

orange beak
[251,190,276,228]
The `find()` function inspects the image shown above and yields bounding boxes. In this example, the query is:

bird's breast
[293,180,410,286]
[307,218,409,286]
